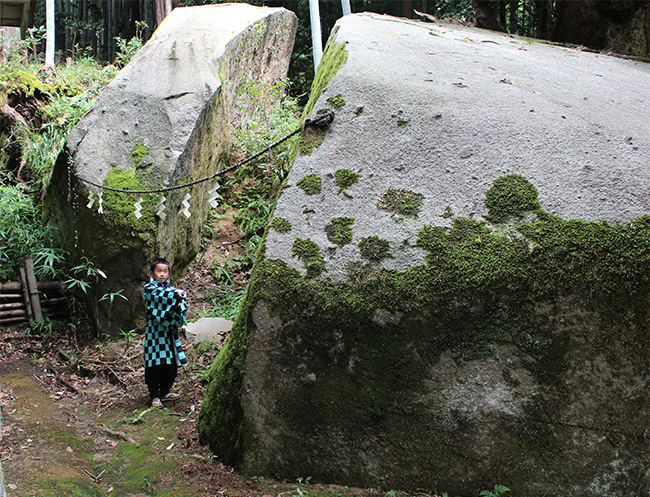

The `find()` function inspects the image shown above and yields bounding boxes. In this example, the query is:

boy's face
[151,263,170,283]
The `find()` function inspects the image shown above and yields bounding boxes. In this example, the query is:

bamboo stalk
[0,316,27,324]
[19,266,33,321]
[0,282,21,292]
[0,302,26,310]
[0,293,23,300]
[41,297,67,305]
[24,257,42,321]
[0,309,27,318]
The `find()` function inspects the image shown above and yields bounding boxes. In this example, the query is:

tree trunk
[553,0,649,57]
[155,0,173,27]
[401,0,413,18]
[472,0,507,32]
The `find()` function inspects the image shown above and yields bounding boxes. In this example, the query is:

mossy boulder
[45,5,297,335]
[199,12,649,497]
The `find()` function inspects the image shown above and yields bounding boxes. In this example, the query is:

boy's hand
[175,290,187,300]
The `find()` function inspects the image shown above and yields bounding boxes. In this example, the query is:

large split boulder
[46,4,297,335]
[198,13,650,497]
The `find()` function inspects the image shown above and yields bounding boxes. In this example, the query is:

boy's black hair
[150,257,170,273]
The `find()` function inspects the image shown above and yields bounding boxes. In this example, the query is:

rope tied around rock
[74,112,335,195]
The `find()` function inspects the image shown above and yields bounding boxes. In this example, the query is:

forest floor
[0,215,407,497]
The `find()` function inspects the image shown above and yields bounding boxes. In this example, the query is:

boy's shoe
[161,392,181,402]
[152,398,164,409]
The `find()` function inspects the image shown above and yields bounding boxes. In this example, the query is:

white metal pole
[309,0,323,72]
[45,0,55,67]
[341,0,351,16]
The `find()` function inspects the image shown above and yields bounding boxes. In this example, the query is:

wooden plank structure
[0,257,68,325]
[0,0,35,39]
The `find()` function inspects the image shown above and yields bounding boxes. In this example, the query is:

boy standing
[144,257,187,408]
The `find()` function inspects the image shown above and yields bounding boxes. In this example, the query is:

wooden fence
[0,257,68,325]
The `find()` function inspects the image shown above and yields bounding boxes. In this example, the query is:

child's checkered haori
[143,280,188,368]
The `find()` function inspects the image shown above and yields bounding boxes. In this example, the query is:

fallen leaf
[166,442,174,450]
[8,484,17,490]
[66,446,74,453]
[157,437,166,441]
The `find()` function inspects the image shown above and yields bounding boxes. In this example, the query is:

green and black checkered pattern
[143,280,187,368]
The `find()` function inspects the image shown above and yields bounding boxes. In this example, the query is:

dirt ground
[0,214,404,497]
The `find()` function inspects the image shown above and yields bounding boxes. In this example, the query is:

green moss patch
[377,188,424,217]
[334,169,359,193]
[102,168,157,246]
[325,217,354,246]
[358,236,393,261]
[299,129,325,155]
[485,173,541,223]
[199,172,649,489]
[292,238,325,278]
[296,174,322,195]
[270,217,292,234]
[129,142,149,166]
[326,94,346,110]
[199,207,649,472]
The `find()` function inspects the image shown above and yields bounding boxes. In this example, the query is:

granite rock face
[198,13,649,497]
[47,4,296,334]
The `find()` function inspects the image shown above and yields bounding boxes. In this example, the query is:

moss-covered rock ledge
[199,178,649,496]
[199,12,649,497]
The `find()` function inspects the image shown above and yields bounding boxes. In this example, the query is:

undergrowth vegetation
[0,27,139,330]
[198,79,302,319]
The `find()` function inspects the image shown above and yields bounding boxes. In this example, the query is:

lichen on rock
[296,174,322,194]
[334,168,359,193]
[270,217,292,233]
[358,235,393,261]
[292,238,325,278]
[485,173,541,223]
[325,217,354,246]
[377,188,424,217]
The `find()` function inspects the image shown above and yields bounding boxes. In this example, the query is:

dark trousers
[145,363,177,399]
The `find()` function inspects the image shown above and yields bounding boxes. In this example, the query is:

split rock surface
[47,4,297,334]
[199,13,649,497]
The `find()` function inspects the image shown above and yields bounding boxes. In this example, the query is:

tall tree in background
[155,0,178,26]
[472,0,648,57]
[554,0,649,57]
